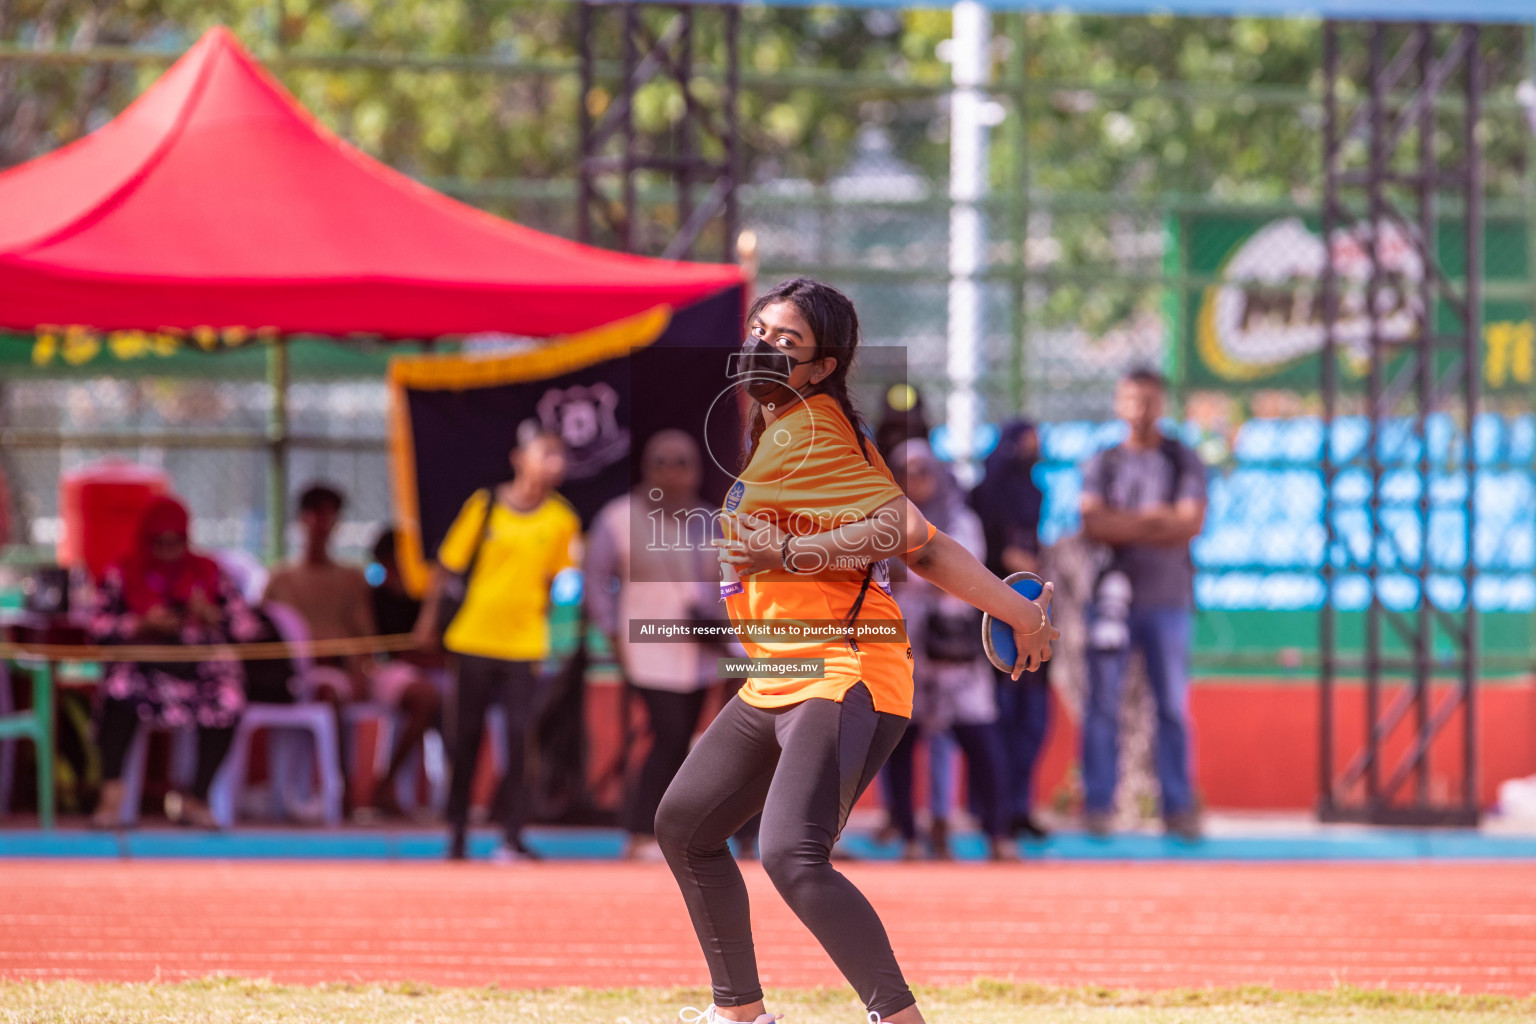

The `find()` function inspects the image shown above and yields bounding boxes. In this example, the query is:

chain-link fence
[2,7,1534,632]
[0,363,394,565]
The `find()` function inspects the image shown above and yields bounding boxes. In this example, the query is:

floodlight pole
[947,0,991,484]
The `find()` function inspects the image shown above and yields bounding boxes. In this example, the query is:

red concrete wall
[1181,678,1536,810]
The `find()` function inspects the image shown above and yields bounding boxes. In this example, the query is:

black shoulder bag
[922,604,985,662]
[435,489,496,643]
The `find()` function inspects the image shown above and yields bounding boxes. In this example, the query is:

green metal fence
[1,9,1533,646]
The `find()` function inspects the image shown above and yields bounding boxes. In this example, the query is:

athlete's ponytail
[824,378,872,466]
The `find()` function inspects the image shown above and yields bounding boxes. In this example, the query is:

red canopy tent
[0,26,743,339]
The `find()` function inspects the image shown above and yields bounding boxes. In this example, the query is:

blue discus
[982,571,1048,673]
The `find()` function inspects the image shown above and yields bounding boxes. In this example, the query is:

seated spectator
[91,496,261,830]
[881,440,1015,861]
[263,484,441,817]
[366,526,447,813]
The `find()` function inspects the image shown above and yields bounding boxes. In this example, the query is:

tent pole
[265,337,289,563]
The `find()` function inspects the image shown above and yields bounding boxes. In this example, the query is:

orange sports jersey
[721,392,916,717]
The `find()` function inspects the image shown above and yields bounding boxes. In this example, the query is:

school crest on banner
[387,286,745,595]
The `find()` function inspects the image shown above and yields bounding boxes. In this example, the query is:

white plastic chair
[210,548,270,607]
[206,602,345,827]
[111,721,198,827]
[343,697,450,814]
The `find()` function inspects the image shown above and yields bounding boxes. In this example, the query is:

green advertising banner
[1181,213,1534,396]
[0,327,435,380]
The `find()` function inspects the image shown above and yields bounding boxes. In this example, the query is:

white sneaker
[678,1006,783,1024]
[488,843,534,865]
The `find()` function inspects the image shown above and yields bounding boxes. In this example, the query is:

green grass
[3,979,1534,1024]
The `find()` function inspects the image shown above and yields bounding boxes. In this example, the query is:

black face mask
[727,337,815,402]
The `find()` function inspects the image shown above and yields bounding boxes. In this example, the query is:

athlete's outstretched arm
[719,497,1058,675]
[898,512,1058,676]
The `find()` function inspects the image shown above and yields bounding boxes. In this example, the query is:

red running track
[3,861,1535,993]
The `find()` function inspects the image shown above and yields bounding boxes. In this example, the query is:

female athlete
[656,277,1058,1024]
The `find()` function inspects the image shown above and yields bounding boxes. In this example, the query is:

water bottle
[1090,569,1132,651]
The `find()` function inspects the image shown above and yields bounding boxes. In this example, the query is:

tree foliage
[1,3,1525,251]
[3,2,1529,419]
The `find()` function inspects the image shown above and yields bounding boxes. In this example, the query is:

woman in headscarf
[90,496,260,829]
[880,439,1015,860]
[968,419,1052,839]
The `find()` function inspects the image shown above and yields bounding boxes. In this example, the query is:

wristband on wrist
[781,535,803,574]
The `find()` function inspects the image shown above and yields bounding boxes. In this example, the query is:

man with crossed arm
[1079,367,1208,840]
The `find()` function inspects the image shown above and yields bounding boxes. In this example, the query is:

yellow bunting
[151,330,181,356]
[191,325,221,351]
[32,327,60,366]
[61,325,101,365]
[26,324,283,364]
[107,330,153,360]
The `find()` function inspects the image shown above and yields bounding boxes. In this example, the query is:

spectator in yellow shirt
[412,427,580,861]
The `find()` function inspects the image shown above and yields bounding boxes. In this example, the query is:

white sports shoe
[678,1006,783,1024]
[488,843,534,864]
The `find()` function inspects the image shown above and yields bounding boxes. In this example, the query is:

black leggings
[446,656,540,843]
[97,697,234,802]
[655,682,915,1019]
